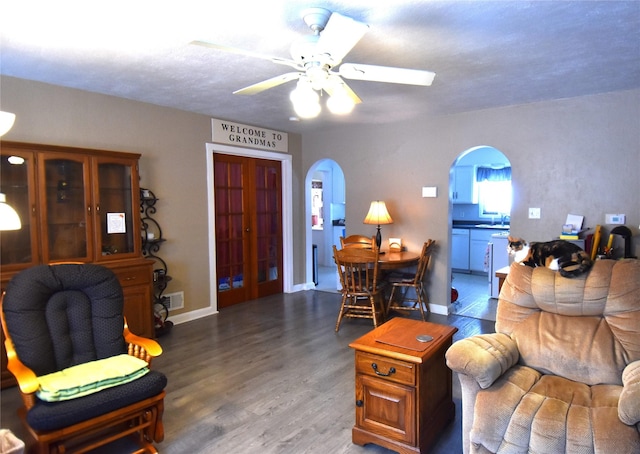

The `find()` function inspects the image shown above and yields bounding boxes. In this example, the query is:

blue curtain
[476,166,511,182]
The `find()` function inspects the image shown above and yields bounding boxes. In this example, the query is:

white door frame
[206,143,293,314]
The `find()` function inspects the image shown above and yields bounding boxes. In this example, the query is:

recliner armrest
[446,333,519,389]
[619,360,640,425]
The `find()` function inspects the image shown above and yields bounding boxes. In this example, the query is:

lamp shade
[0,111,16,137]
[0,193,21,231]
[363,201,393,225]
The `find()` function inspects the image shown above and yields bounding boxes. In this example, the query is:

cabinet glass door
[0,151,38,269]
[40,154,92,262]
[94,158,139,260]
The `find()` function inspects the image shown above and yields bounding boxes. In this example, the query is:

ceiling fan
[191,7,436,118]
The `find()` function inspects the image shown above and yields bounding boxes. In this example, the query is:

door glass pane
[45,159,88,260]
[229,164,242,186]
[215,159,245,293]
[256,163,280,283]
[214,163,228,185]
[0,154,33,265]
[267,236,278,280]
[230,214,243,237]
[217,240,231,291]
[98,162,135,255]
[230,189,243,212]
[215,188,229,212]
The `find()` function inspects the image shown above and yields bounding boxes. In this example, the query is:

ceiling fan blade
[339,63,436,86]
[316,13,369,65]
[190,40,301,70]
[324,75,362,104]
[233,72,301,95]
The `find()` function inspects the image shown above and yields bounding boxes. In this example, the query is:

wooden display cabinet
[349,318,458,453]
[1,141,155,388]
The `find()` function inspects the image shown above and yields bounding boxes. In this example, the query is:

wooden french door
[214,154,283,308]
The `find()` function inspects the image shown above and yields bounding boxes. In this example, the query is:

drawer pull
[371,363,396,377]
[355,400,363,407]
[124,276,137,281]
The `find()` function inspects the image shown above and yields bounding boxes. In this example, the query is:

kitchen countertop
[452,221,510,230]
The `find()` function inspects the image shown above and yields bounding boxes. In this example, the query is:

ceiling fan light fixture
[327,87,355,115]
[306,64,329,90]
[290,79,321,119]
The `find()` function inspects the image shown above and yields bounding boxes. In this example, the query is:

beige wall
[302,89,640,312]
[2,75,638,317]
[0,76,304,320]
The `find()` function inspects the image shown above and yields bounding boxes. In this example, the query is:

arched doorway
[305,159,345,292]
[449,146,512,320]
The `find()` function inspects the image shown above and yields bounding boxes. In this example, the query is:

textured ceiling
[1,1,639,134]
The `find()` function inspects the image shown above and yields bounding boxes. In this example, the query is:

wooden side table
[349,317,458,453]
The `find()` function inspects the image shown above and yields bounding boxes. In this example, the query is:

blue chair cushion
[3,264,126,376]
[26,370,167,432]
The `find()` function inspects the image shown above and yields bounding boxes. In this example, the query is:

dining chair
[386,239,435,321]
[339,234,377,251]
[333,245,385,331]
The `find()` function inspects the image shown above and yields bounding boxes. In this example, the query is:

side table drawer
[112,266,151,288]
[355,352,415,386]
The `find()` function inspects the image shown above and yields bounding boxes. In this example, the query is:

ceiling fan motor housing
[290,35,334,67]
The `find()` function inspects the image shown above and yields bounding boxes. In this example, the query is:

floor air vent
[164,291,184,310]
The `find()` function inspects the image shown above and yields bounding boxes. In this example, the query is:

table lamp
[0,193,21,231]
[363,200,393,250]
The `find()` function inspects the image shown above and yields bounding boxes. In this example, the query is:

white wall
[3,75,637,315]
[0,76,305,320]
[301,89,640,312]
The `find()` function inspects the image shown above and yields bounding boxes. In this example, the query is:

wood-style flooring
[450,272,498,322]
[0,290,494,453]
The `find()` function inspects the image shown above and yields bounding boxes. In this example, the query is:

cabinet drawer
[111,266,151,287]
[355,352,415,386]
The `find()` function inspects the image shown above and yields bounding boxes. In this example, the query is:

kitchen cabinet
[1,142,154,388]
[470,229,494,272]
[451,165,477,204]
[451,228,470,271]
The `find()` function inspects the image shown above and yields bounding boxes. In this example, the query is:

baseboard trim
[169,306,219,326]
[168,289,450,325]
[430,303,449,316]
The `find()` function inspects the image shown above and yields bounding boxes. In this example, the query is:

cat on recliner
[507,236,592,278]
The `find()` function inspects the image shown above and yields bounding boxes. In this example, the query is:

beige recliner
[446,259,640,454]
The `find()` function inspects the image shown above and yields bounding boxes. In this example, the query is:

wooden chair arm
[1,293,39,396]
[4,337,39,395]
[123,318,162,364]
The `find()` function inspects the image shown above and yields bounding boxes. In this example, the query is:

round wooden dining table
[378,250,420,270]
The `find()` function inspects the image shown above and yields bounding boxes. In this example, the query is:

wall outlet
[528,207,541,219]
[605,214,625,224]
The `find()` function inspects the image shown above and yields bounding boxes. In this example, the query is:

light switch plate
[528,208,541,219]
[421,186,437,198]
[605,214,625,224]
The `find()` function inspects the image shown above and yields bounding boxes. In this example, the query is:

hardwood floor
[450,272,498,322]
[1,290,494,453]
